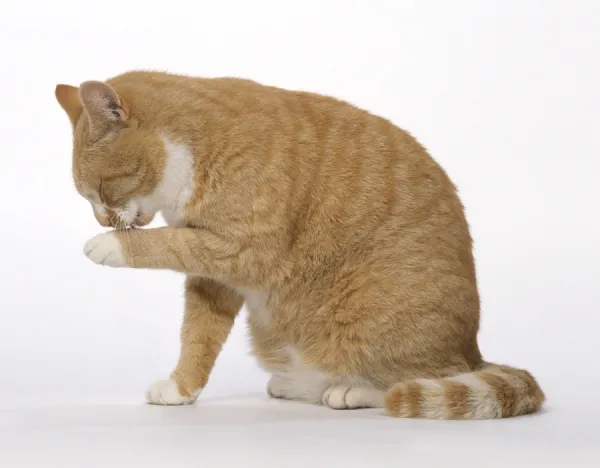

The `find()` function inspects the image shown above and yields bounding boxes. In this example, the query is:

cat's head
[55,81,160,228]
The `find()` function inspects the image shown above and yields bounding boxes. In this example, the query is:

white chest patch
[138,136,195,227]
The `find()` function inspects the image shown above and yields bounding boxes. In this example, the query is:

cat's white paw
[84,232,126,267]
[322,385,353,409]
[322,385,385,409]
[146,379,199,406]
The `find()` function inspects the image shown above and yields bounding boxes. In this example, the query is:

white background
[0,1,598,466]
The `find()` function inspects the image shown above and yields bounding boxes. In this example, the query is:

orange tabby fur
[55,71,545,419]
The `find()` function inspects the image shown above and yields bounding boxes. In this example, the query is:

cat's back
[107,70,382,121]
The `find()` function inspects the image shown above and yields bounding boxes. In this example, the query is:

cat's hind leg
[266,371,331,404]
[267,374,295,399]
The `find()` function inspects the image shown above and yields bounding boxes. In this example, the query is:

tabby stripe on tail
[385,364,545,419]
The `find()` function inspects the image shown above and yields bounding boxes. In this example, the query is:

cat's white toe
[84,232,126,267]
[322,385,385,409]
[322,385,352,409]
[146,379,198,406]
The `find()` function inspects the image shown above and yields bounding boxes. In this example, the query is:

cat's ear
[55,84,83,127]
[78,80,129,130]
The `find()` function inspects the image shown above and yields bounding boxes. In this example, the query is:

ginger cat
[55,71,545,419]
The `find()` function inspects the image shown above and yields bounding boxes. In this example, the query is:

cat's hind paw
[322,385,385,409]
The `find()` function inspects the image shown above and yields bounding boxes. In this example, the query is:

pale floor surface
[0,393,597,468]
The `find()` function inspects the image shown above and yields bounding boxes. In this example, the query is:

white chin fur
[116,200,139,226]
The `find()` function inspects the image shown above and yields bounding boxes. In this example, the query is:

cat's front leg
[147,276,243,405]
[83,227,274,287]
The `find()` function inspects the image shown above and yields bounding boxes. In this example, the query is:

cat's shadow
[143,392,388,426]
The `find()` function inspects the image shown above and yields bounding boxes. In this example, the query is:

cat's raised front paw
[146,379,199,406]
[84,232,126,267]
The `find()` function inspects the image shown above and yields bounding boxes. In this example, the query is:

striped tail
[384,363,545,420]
